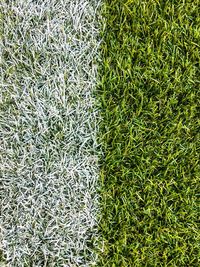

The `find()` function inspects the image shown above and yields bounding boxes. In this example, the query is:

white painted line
[0,0,101,266]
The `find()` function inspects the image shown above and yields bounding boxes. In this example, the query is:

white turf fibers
[0,1,101,266]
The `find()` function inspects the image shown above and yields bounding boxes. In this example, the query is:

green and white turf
[1,0,200,266]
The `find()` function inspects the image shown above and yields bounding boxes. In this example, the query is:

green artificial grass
[98,0,200,266]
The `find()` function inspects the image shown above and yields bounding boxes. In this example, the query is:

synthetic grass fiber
[99,0,200,266]
[0,0,101,266]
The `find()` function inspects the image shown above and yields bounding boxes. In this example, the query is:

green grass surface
[98,1,200,266]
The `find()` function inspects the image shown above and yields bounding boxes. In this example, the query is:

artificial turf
[98,0,200,266]
[0,1,101,266]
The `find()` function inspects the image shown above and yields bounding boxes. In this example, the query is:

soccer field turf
[0,1,101,266]
[98,0,200,266]
[1,0,200,266]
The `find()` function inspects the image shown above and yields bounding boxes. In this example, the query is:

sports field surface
[98,1,199,266]
[0,1,101,266]
[1,0,200,266]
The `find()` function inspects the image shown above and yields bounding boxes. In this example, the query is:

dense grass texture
[98,0,200,266]
[0,1,101,266]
